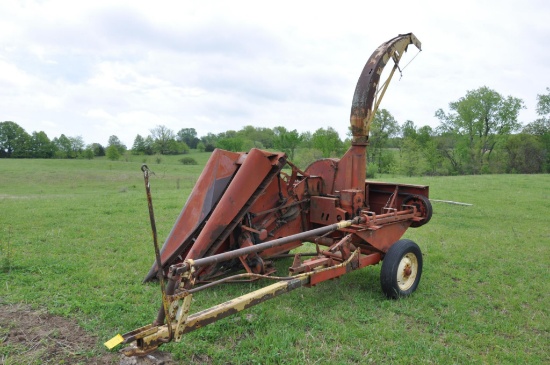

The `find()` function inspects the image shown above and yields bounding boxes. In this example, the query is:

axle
[170,217,364,275]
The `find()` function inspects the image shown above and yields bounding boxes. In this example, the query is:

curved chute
[350,33,421,144]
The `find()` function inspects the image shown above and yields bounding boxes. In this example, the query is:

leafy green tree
[238,125,275,149]
[216,137,247,152]
[398,120,442,176]
[523,118,550,135]
[106,145,121,160]
[107,135,126,154]
[150,125,176,155]
[177,128,200,149]
[504,134,545,173]
[144,136,155,155]
[401,120,417,140]
[293,147,324,169]
[14,133,31,158]
[83,147,95,160]
[30,131,56,158]
[369,109,400,172]
[300,131,313,149]
[417,125,434,147]
[89,143,105,157]
[217,130,238,139]
[399,137,423,176]
[436,86,524,174]
[16,133,31,157]
[200,133,218,152]
[257,127,276,149]
[422,139,444,175]
[214,129,257,152]
[522,119,550,172]
[168,140,190,155]
[132,134,147,155]
[434,132,468,175]
[273,126,303,160]
[536,87,550,117]
[523,89,550,172]
[52,134,84,158]
[311,127,343,158]
[0,121,30,158]
[69,136,85,158]
[53,134,73,158]
[197,141,206,152]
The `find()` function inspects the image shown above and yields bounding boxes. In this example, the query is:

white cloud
[0,60,33,89]
[0,0,549,147]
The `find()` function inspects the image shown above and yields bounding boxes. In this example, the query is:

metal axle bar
[175,218,361,273]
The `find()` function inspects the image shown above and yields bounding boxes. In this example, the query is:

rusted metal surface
[186,149,287,261]
[144,149,244,281]
[141,165,173,339]
[310,196,348,224]
[108,33,431,357]
[350,33,421,144]
[174,218,361,273]
[116,248,370,355]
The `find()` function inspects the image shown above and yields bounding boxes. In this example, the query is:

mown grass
[1,152,549,364]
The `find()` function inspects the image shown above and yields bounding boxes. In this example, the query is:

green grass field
[1,153,549,364]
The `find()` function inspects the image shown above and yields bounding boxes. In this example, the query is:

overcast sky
[1,0,549,147]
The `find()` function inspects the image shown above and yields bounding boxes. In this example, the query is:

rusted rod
[142,164,173,340]
[250,199,309,217]
[177,218,362,273]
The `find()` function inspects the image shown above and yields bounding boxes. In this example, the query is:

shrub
[366,163,377,178]
[197,141,206,152]
[293,148,324,169]
[179,157,198,165]
[83,149,94,160]
[106,145,121,161]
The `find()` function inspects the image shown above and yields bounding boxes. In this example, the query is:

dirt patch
[0,303,118,364]
[0,303,175,365]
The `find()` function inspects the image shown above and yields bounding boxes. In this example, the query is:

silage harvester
[106,33,432,357]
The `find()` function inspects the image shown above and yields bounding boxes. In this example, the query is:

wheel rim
[396,252,418,291]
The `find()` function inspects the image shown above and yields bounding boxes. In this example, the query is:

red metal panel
[144,149,243,281]
[185,149,285,260]
[340,189,364,217]
[332,145,366,192]
[310,196,347,224]
[308,265,347,286]
[304,159,337,194]
[304,145,366,196]
[355,222,411,252]
[365,181,429,214]
[259,218,303,257]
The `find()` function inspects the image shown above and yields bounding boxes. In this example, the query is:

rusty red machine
[106,33,431,356]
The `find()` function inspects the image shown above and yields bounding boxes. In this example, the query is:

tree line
[1,86,549,175]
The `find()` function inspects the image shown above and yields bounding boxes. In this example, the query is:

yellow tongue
[104,334,124,349]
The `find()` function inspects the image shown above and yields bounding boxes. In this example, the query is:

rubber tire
[380,239,423,299]
[402,194,432,228]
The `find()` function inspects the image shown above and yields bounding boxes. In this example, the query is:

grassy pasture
[0,153,549,364]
